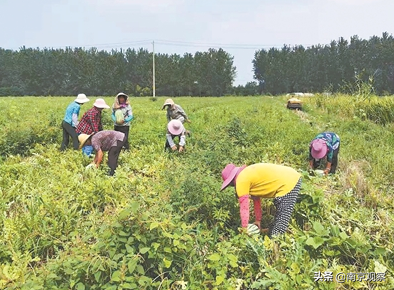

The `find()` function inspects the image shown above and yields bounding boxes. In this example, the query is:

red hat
[220,163,246,191]
[311,139,328,159]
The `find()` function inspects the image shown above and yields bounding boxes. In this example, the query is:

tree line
[253,32,394,95]
[0,47,236,96]
[1,32,393,96]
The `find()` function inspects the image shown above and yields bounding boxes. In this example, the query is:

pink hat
[220,163,246,191]
[167,119,184,135]
[311,139,328,159]
[93,98,110,109]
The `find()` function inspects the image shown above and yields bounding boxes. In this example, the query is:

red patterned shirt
[76,107,103,134]
[91,131,125,151]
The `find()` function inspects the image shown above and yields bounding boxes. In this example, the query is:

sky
[1,0,393,85]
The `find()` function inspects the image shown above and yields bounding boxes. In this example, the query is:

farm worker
[220,163,302,237]
[165,119,186,152]
[162,98,191,136]
[78,130,125,176]
[76,98,110,157]
[309,132,340,175]
[162,98,190,124]
[111,92,133,150]
[60,93,90,151]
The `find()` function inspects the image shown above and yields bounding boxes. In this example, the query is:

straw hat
[93,98,110,109]
[78,133,93,149]
[75,93,90,104]
[220,163,247,191]
[310,139,328,159]
[167,119,184,135]
[162,98,174,109]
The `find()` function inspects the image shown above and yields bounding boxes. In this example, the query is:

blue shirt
[309,132,340,162]
[63,101,81,127]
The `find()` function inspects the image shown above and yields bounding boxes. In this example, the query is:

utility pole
[152,41,156,97]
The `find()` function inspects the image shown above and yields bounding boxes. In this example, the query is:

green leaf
[163,258,172,268]
[139,247,150,254]
[75,283,85,290]
[118,208,131,220]
[111,270,122,282]
[150,221,159,230]
[130,201,140,214]
[128,259,138,274]
[216,275,225,285]
[312,221,329,236]
[208,253,221,261]
[305,236,325,249]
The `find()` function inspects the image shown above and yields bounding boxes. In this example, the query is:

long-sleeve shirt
[91,131,125,152]
[63,101,81,127]
[166,104,188,123]
[166,130,186,148]
[76,106,103,134]
[309,132,340,163]
[111,105,133,126]
[235,163,301,228]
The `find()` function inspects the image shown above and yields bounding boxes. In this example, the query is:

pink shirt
[91,131,125,151]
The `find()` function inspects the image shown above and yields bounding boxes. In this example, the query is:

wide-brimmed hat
[75,93,90,104]
[116,92,129,100]
[220,163,247,191]
[311,139,328,159]
[167,119,184,135]
[93,98,110,109]
[162,98,174,110]
[78,133,93,149]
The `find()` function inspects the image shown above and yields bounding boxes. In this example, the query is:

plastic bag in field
[314,169,325,176]
[82,145,94,157]
[247,224,260,235]
[115,110,124,125]
[85,163,96,170]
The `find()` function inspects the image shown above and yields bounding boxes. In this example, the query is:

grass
[0,95,393,289]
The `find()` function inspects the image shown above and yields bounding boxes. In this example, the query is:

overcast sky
[1,0,393,85]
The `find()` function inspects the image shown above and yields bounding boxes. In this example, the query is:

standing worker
[76,98,110,156]
[309,132,340,175]
[220,163,302,237]
[111,92,133,150]
[60,93,90,151]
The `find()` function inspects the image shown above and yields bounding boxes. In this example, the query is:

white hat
[75,93,90,104]
[93,98,110,109]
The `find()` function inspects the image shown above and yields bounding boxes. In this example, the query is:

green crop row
[0,96,393,289]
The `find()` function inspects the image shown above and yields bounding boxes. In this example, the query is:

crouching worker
[309,132,340,175]
[165,120,186,152]
[79,130,125,176]
[220,163,302,237]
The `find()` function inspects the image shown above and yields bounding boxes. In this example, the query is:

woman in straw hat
[162,98,190,124]
[220,163,302,237]
[165,119,186,152]
[111,92,133,150]
[60,93,90,151]
[78,130,125,176]
[309,132,340,175]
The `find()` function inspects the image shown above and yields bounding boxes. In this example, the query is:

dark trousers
[313,145,340,174]
[114,125,130,150]
[108,138,125,176]
[61,120,79,150]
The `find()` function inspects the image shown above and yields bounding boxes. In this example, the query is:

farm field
[0,95,394,289]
